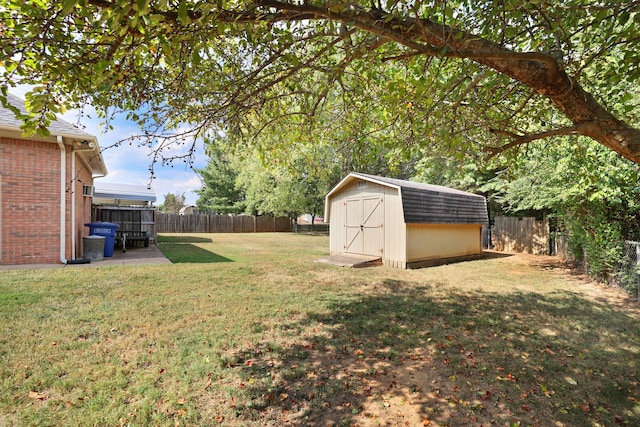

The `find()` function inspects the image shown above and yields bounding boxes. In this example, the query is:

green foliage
[159,192,186,214]
[487,138,640,279]
[2,0,640,164]
[194,146,245,214]
[196,111,422,217]
[566,211,623,278]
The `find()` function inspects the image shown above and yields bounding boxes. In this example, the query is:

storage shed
[324,173,489,269]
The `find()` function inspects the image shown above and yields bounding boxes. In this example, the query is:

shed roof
[325,172,488,225]
[93,182,157,206]
[0,93,108,176]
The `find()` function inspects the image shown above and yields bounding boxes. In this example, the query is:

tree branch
[485,126,581,158]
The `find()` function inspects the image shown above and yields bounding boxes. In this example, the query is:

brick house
[0,94,107,265]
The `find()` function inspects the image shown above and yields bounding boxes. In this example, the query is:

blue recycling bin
[85,222,119,257]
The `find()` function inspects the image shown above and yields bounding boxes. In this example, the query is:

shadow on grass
[480,250,515,260]
[157,235,214,244]
[157,243,232,264]
[222,282,640,426]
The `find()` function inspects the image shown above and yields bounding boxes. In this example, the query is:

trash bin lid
[84,235,106,239]
[85,222,120,228]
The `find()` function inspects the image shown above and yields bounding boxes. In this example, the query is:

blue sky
[10,86,207,206]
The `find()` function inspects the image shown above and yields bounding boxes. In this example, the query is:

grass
[0,233,639,426]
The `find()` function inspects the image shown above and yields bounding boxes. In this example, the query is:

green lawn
[1,233,639,426]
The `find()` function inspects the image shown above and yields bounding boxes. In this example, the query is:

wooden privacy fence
[156,213,292,233]
[492,216,549,255]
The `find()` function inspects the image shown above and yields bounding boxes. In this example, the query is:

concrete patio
[0,244,171,270]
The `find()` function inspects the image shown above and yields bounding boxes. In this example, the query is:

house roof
[93,182,157,206]
[0,93,108,176]
[325,172,489,225]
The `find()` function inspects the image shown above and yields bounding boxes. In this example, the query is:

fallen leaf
[28,391,47,400]
[564,376,577,385]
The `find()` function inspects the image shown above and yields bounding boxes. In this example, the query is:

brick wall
[1,137,63,264]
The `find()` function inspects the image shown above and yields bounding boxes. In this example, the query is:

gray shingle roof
[1,93,94,138]
[1,93,108,176]
[345,173,488,225]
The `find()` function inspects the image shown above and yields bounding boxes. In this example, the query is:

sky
[9,86,207,206]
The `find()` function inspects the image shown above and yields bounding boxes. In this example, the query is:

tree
[235,148,333,218]
[159,192,186,214]
[485,138,640,279]
[2,1,640,165]
[194,146,246,214]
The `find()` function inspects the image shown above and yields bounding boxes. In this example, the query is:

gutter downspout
[71,142,102,261]
[71,149,77,260]
[57,136,67,264]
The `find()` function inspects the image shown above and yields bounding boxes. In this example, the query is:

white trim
[0,143,2,264]
[82,185,95,197]
[57,136,67,264]
[325,173,401,222]
[71,149,75,260]
[71,143,98,261]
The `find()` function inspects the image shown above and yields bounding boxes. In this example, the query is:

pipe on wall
[57,136,67,264]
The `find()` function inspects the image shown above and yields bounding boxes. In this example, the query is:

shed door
[344,196,384,256]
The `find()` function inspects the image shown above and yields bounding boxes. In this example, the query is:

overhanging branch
[485,126,580,158]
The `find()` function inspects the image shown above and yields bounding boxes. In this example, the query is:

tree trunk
[399,14,640,163]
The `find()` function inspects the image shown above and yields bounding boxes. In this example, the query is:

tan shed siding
[406,223,482,262]
[328,180,406,263]
[384,259,407,269]
[328,181,351,255]
[330,180,385,255]
[381,185,406,266]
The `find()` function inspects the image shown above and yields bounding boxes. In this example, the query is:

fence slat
[156,213,292,234]
[492,216,549,255]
